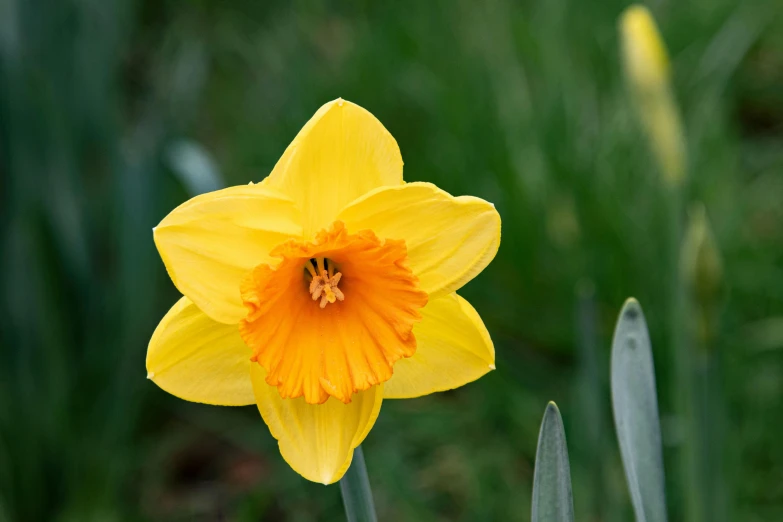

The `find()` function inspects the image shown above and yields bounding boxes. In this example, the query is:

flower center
[239,221,429,405]
[305,257,344,308]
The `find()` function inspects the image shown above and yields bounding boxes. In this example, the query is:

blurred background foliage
[1,0,782,520]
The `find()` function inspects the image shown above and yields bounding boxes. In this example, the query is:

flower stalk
[339,446,378,522]
[680,205,728,522]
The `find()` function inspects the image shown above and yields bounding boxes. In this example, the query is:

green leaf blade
[532,402,575,522]
[611,298,668,522]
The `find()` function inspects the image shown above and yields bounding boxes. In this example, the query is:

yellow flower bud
[620,5,670,94]
[619,5,687,187]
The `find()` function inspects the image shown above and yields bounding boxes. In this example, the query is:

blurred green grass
[1,0,782,520]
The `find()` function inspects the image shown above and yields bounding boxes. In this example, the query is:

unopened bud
[681,204,724,345]
[620,5,670,94]
[619,5,687,187]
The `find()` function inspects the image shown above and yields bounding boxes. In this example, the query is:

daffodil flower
[147,99,501,484]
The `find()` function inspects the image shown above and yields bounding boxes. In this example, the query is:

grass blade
[339,446,378,522]
[611,298,668,522]
[532,402,575,522]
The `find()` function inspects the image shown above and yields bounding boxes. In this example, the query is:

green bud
[681,204,724,345]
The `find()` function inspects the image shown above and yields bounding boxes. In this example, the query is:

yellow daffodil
[146,98,501,484]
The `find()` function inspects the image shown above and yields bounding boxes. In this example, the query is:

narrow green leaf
[339,446,378,522]
[611,298,668,522]
[532,402,575,522]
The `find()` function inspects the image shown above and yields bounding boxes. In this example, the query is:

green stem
[684,288,728,522]
[339,446,378,522]
[663,180,685,521]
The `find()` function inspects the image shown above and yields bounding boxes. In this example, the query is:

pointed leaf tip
[532,402,575,522]
[622,297,641,317]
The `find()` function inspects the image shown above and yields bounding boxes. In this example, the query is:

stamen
[304,260,317,278]
[306,257,343,308]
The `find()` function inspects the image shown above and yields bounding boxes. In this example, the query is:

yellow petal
[251,364,383,484]
[154,184,302,324]
[264,99,403,237]
[147,296,254,406]
[337,182,501,298]
[384,293,495,399]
